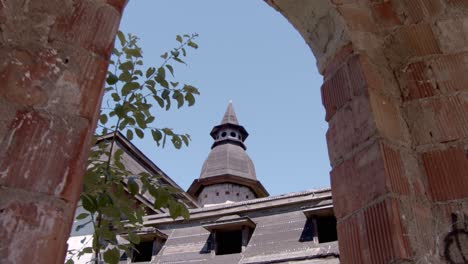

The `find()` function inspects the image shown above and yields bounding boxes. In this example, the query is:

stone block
[435,18,468,53]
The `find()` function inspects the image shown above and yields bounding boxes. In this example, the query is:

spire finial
[221,101,239,125]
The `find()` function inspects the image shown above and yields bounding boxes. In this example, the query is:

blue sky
[119,1,330,195]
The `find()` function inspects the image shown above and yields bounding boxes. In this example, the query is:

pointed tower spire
[220,100,239,125]
[187,102,269,207]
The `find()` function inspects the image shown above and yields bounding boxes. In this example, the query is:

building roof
[221,100,239,125]
[141,188,338,264]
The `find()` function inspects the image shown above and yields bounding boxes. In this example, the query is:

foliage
[65,31,200,264]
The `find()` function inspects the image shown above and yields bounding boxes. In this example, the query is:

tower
[187,102,269,207]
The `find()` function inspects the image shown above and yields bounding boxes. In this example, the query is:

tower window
[221,132,227,137]
[236,193,239,196]
[225,191,230,195]
[216,192,219,196]
[230,132,236,137]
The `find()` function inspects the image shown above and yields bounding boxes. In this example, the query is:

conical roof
[220,101,239,125]
[187,102,269,199]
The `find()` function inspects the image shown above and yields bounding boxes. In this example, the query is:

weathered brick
[430,52,468,93]
[323,43,354,78]
[50,0,121,57]
[405,94,468,145]
[363,198,411,263]
[422,147,468,201]
[337,213,364,264]
[381,143,410,195]
[0,110,92,202]
[331,141,410,218]
[326,94,375,163]
[371,1,402,27]
[337,6,377,32]
[436,18,468,53]
[399,61,435,101]
[398,0,444,24]
[369,91,406,143]
[385,23,441,64]
[338,197,411,263]
[0,190,73,264]
[321,65,352,121]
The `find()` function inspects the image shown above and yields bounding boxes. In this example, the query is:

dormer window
[121,227,167,263]
[202,215,255,255]
[301,205,337,244]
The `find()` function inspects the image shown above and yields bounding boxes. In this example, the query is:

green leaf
[134,128,144,139]
[162,128,174,136]
[153,95,164,108]
[103,248,120,264]
[166,64,174,76]
[119,71,132,82]
[111,93,120,102]
[172,90,184,108]
[128,232,141,245]
[99,114,108,124]
[76,213,89,220]
[188,41,198,49]
[173,57,186,64]
[181,134,190,146]
[65,259,74,264]
[171,135,182,149]
[81,195,97,213]
[119,61,134,71]
[176,35,183,43]
[117,31,126,46]
[160,52,168,59]
[151,129,162,145]
[183,85,200,94]
[127,48,142,58]
[185,92,195,106]
[170,81,179,88]
[82,247,93,254]
[106,73,118,85]
[157,67,165,80]
[126,129,133,140]
[127,177,139,195]
[121,82,140,96]
[146,67,156,78]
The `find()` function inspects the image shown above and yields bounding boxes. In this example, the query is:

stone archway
[0,0,467,263]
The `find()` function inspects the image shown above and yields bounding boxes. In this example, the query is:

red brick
[321,65,352,121]
[326,94,376,163]
[401,0,444,24]
[371,1,402,27]
[0,193,73,264]
[400,61,435,101]
[405,94,468,145]
[422,147,468,201]
[363,198,411,263]
[331,141,409,218]
[445,0,468,10]
[337,6,377,33]
[50,1,121,57]
[381,143,410,195]
[385,23,441,63]
[337,213,364,264]
[0,110,91,202]
[430,52,468,93]
[338,198,411,263]
[369,91,406,143]
[323,43,354,78]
